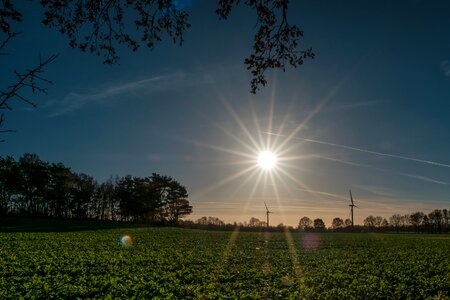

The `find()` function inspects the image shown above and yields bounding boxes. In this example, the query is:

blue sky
[2,0,450,226]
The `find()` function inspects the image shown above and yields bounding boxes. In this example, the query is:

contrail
[263,132,450,169]
[319,156,448,185]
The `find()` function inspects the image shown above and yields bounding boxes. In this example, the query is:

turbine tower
[349,189,358,227]
[264,202,273,229]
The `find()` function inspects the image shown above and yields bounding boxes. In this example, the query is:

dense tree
[0,154,192,223]
[443,209,449,230]
[410,211,426,229]
[363,215,376,228]
[428,209,443,231]
[47,162,77,218]
[298,216,312,230]
[344,218,352,227]
[313,218,325,230]
[92,178,118,220]
[165,198,192,223]
[196,216,225,226]
[71,173,96,219]
[0,156,19,215]
[248,217,265,227]
[331,217,344,230]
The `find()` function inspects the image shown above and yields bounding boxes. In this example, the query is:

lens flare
[301,233,321,251]
[119,235,132,248]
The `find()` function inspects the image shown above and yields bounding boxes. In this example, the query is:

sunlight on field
[0,228,449,298]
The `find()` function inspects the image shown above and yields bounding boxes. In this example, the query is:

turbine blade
[264,202,268,211]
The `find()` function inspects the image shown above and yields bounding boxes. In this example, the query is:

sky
[1,0,450,226]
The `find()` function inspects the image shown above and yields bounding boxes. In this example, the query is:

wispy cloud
[47,71,209,116]
[441,60,450,76]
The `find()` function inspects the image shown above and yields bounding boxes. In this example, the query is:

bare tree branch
[0,54,58,110]
[217,0,315,93]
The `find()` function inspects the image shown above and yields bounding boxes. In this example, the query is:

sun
[258,151,277,170]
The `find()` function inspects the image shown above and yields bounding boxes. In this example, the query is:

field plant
[0,227,449,299]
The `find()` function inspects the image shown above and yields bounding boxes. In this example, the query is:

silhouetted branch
[40,0,191,64]
[0,114,14,142]
[217,0,315,93]
[0,54,58,111]
[39,0,312,93]
[0,31,19,55]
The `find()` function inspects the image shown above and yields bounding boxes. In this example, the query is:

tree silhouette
[196,216,225,226]
[344,218,352,227]
[428,209,443,232]
[313,218,325,230]
[0,154,192,223]
[298,216,312,230]
[409,211,425,230]
[331,217,344,230]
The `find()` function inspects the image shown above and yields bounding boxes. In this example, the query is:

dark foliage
[0,154,192,223]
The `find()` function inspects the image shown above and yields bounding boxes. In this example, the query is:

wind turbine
[349,189,359,227]
[264,202,273,229]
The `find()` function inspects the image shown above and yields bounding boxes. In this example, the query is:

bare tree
[363,215,376,228]
[389,214,402,229]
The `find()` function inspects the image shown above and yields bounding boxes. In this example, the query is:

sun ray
[284,228,307,296]
[271,168,297,198]
[277,154,318,162]
[266,86,276,150]
[211,119,260,156]
[249,100,266,152]
[228,167,260,199]
[248,170,265,200]
[271,96,299,150]
[192,165,258,198]
[273,98,328,154]
[242,170,266,214]
[276,167,327,203]
[222,100,263,153]
[269,171,281,204]
[187,139,256,159]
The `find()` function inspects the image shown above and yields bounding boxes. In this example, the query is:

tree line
[182,210,450,233]
[0,154,192,223]
[298,211,449,233]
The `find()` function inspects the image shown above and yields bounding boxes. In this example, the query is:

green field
[1,227,449,299]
